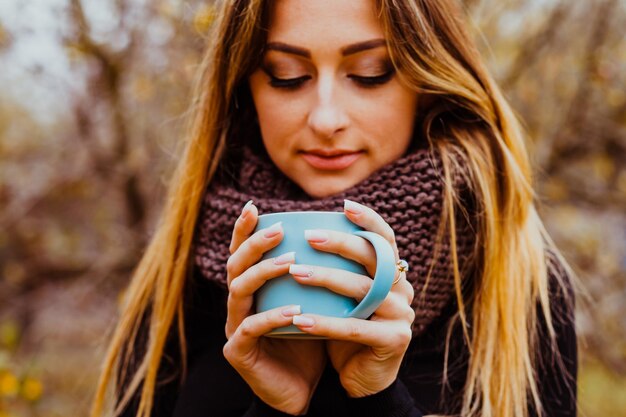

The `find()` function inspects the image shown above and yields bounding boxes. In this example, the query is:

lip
[303,148,360,157]
[300,150,363,170]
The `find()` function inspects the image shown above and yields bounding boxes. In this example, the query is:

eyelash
[266,70,395,90]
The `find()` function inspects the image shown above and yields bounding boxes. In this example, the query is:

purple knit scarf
[193,145,476,336]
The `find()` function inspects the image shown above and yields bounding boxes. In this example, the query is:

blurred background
[0,0,624,416]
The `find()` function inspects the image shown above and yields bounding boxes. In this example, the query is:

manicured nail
[274,252,296,265]
[281,305,301,317]
[264,222,283,238]
[293,315,315,327]
[241,200,254,219]
[289,264,313,278]
[304,229,328,243]
[344,199,363,215]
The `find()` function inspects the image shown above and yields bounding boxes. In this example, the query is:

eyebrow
[265,38,387,58]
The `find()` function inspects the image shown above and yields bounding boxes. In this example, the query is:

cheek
[354,87,417,146]
[249,76,305,146]
[256,103,304,150]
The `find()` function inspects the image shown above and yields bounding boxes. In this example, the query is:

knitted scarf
[193,144,477,336]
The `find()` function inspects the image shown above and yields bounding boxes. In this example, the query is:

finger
[227,221,284,283]
[292,314,412,351]
[371,292,416,322]
[394,271,415,305]
[226,253,296,336]
[303,229,377,277]
[343,199,399,260]
[229,200,258,255]
[289,263,372,301]
[231,253,296,297]
[326,340,361,371]
[289,263,413,321]
[224,305,302,360]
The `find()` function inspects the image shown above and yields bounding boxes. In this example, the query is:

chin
[300,178,358,199]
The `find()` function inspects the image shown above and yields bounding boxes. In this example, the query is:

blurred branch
[582,281,626,375]
[501,1,569,90]
[543,0,620,176]
[1,204,138,317]
[68,0,147,234]
[0,176,84,228]
[0,20,13,51]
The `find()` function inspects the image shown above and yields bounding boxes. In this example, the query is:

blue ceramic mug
[254,211,396,338]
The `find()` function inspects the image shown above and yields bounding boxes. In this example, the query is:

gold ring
[396,259,409,273]
[393,259,409,285]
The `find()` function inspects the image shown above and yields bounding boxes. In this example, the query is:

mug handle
[347,231,396,319]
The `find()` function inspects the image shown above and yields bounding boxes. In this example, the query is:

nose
[307,73,349,139]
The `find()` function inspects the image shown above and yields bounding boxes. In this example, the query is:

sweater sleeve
[531,254,578,417]
[242,398,305,417]
[246,378,423,417]
[115,309,181,417]
[535,315,578,417]
[346,379,424,417]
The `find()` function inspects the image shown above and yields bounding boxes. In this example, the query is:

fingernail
[289,264,313,278]
[241,199,254,219]
[344,199,362,214]
[274,252,296,265]
[304,229,328,243]
[264,222,283,238]
[293,315,315,327]
[281,305,301,317]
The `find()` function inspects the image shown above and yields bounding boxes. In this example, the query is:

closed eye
[263,70,395,90]
[267,74,312,89]
[349,70,395,87]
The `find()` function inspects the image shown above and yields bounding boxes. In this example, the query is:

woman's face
[248,0,419,198]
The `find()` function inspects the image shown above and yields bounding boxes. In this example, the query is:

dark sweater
[118,264,577,417]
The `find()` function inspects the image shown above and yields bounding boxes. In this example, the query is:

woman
[90,0,578,416]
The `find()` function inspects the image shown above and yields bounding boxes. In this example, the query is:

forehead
[267,0,384,47]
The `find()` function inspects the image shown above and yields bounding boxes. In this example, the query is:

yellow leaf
[0,372,18,398]
[21,377,43,402]
[132,76,155,102]
[64,42,89,62]
[0,321,20,350]
[607,87,625,108]
[542,177,569,201]
[193,5,216,34]
[592,154,615,182]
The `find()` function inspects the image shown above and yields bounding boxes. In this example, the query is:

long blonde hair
[90,1,577,416]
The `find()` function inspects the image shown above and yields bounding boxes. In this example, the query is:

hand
[289,199,415,398]
[222,201,327,415]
